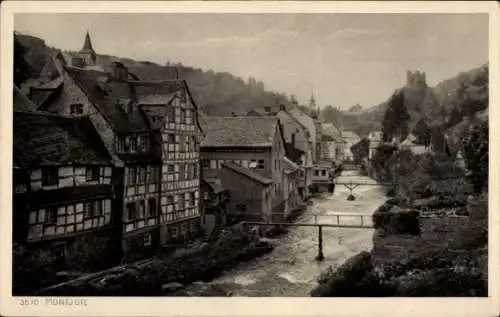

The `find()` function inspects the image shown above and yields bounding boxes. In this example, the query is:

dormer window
[70,103,84,115]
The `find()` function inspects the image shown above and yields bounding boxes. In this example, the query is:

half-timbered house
[13,110,119,271]
[26,32,204,259]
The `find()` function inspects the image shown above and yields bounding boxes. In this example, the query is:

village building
[13,110,120,271]
[220,162,274,222]
[276,107,314,201]
[288,107,318,164]
[282,157,301,219]
[199,179,230,239]
[320,123,344,163]
[200,116,287,220]
[18,32,204,260]
[367,131,383,160]
[400,133,431,155]
[341,130,361,162]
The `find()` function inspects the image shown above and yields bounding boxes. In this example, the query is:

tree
[412,118,431,146]
[463,121,488,195]
[321,105,343,127]
[351,138,370,164]
[382,91,410,142]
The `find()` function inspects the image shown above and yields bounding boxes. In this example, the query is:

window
[178,164,184,181]
[236,204,247,213]
[184,164,189,180]
[147,166,157,183]
[95,200,104,216]
[167,195,174,207]
[148,198,156,217]
[167,164,175,175]
[167,107,175,123]
[45,206,57,224]
[180,109,186,124]
[321,170,327,176]
[84,202,94,219]
[138,135,148,152]
[210,160,217,169]
[257,159,265,169]
[190,192,196,206]
[249,160,258,169]
[128,167,137,185]
[42,167,58,186]
[130,137,137,152]
[117,136,125,152]
[127,202,136,221]
[86,166,100,182]
[138,166,146,184]
[144,233,152,247]
[138,200,145,218]
[52,243,66,267]
[168,134,175,144]
[178,194,185,210]
[202,159,210,169]
[70,103,84,115]
[314,170,319,176]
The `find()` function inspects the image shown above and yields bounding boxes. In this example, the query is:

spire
[81,30,94,52]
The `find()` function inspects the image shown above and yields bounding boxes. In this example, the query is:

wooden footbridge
[242,213,374,261]
[334,176,396,199]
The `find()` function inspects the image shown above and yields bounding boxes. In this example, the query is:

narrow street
[184,170,388,296]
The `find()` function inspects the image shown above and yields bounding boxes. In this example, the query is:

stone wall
[371,196,488,268]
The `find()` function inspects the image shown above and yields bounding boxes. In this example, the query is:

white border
[1,2,499,317]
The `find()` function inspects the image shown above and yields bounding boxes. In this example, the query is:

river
[185,170,388,296]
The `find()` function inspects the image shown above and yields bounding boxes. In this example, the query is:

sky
[15,13,488,110]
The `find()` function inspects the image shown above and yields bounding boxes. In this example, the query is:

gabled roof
[200,116,280,148]
[221,162,273,185]
[283,156,299,173]
[14,111,112,167]
[341,130,360,139]
[201,178,228,194]
[322,123,342,140]
[13,86,38,112]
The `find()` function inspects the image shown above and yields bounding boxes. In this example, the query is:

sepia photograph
[1,1,499,316]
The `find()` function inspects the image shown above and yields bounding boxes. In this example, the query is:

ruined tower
[406,70,427,89]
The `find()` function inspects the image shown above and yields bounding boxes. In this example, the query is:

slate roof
[65,66,187,132]
[200,116,279,148]
[221,162,273,185]
[13,86,38,112]
[14,111,112,167]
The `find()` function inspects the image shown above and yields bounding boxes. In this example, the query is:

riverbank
[36,222,281,296]
[310,195,488,297]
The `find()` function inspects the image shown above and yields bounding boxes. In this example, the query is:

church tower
[309,91,319,118]
[79,31,97,66]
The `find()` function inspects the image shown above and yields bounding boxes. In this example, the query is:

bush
[311,252,373,297]
[373,206,420,235]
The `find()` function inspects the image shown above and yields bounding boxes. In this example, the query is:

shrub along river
[182,171,389,296]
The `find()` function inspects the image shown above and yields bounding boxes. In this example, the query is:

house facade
[13,110,120,272]
[341,130,361,162]
[367,131,383,160]
[321,123,344,162]
[200,116,287,220]
[220,162,273,222]
[282,157,300,219]
[199,179,230,238]
[288,107,318,164]
[276,108,314,201]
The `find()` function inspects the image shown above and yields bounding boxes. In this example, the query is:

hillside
[14,32,294,117]
[336,64,489,137]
